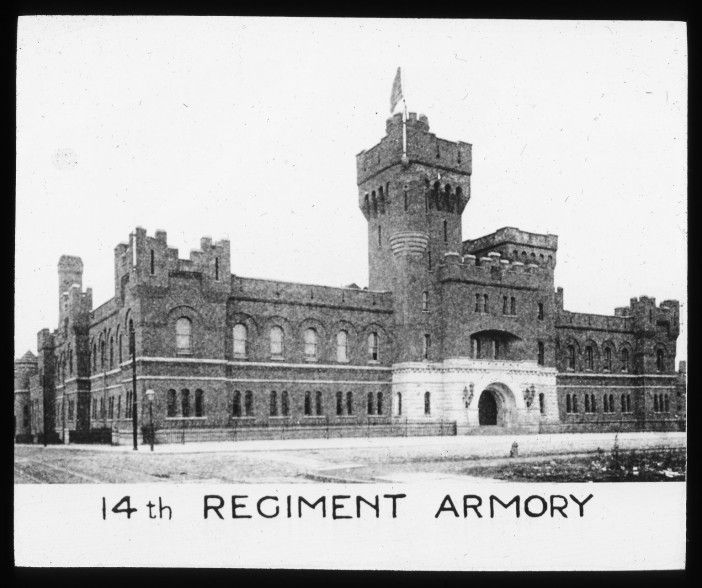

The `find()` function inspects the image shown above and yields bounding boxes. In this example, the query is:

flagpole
[402,98,407,158]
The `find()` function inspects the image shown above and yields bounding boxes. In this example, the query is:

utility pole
[130,320,138,451]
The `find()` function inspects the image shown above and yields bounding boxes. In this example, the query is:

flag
[390,67,403,113]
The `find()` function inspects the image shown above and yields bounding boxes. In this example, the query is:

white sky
[15,17,687,362]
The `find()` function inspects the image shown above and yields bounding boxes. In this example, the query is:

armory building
[14,112,686,444]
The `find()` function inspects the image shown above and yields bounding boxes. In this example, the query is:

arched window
[92,342,97,370]
[100,337,105,370]
[368,332,379,361]
[346,391,353,415]
[572,395,579,412]
[584,394,590,413]
[566,394,572,413]
[304,328,318,360]
[167,389,177,417]
[109,337,114,368]
[604,347,612,371]
[422,291,429,312]
[626,394,631,413]
[475,293,481,312]
[510,297,516,315]
[232,391,241,417]
[585,345,594,370]
[653,394,659,412]
[181,389,191,417]
[233,324,247,356]
[484,294,489,313]
[621,394,626,412]
[568,345,576,370]
[539,393,545,415]
[424,391,431,415]
[118,333,123,364]
[503,296,508,314]
[602,394,607,413]
[423,334,431,360]
[621,348,630,372]
[176,317,192,354]
[443,220,448,242]
[537,341,545,366]
[336,391,343,416]
[538,302,544,320]
[367,391,374,415]
[282,391,289,416]
[591,394,596,412]
[396,392,402,416]
[68,345,73,375]
[304,391,312,416]
[336,330,348,362]
[664,394,670,413]
[194,389,204,417]
[270,391,278,416]
[377,391,383,414]
[609,394,614,413]
[244,391,253,416]
[270,326,284,357]
[315,391,323,415]
[656,349,665,372]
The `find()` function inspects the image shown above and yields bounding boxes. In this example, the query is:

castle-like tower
[357,113,471,364]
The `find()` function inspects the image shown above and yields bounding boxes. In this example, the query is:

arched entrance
[475,383,517,427]
[478,390,498,425]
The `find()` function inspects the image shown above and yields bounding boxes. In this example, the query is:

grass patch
[463,447,686,482]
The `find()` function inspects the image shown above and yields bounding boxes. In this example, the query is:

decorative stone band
[389,231,429,256]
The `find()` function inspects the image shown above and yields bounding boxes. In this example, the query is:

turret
[58,255,83,325]
[356,113,472,292]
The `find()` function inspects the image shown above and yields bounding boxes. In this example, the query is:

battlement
[356,112,472,185]
[231,276,394,312]
[463,227,558,267]
[437,249,554,289]
[113,227,231,299]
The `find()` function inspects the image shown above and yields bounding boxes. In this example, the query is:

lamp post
[145,389,155,452]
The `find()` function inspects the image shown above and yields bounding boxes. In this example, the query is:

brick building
[14,111,685,444]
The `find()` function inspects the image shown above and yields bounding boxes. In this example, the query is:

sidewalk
[29,430,686,457]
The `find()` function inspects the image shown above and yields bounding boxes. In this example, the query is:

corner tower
[356,112,472,292]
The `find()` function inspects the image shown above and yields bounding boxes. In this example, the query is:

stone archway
[478,391,498,425]
[477,383,517,427]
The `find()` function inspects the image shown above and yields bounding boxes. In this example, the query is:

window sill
[368,360,380,365]
[232,353,247,360]
[269,355,285,361]
[231,416,255,420]
[336,359,350,364]
[176,351,193,357]
[165,416,207,420]
[304,357,318,363]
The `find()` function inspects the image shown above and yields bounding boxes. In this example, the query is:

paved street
[14,431,685,484]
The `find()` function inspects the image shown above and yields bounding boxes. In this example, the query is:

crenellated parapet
[437,249,554,290]
[463,227,558,268]
[114,227,232,302]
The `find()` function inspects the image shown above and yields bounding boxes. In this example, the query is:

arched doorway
[478,390,498,425]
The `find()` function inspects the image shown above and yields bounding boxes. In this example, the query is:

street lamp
[145,389,155,452]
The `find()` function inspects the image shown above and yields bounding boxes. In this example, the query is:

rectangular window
[510,297,516,315]
[423,334,430,360]
[443,220,448,242]
[378,225,382,247]
[336,391,343,416]
[537,341,545,366]
[483,294,489,313]
[215,257,219,281]
[538,302,544,320]
[475,293,480,312]
[150,250,155,275]
[503,296,508,314]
